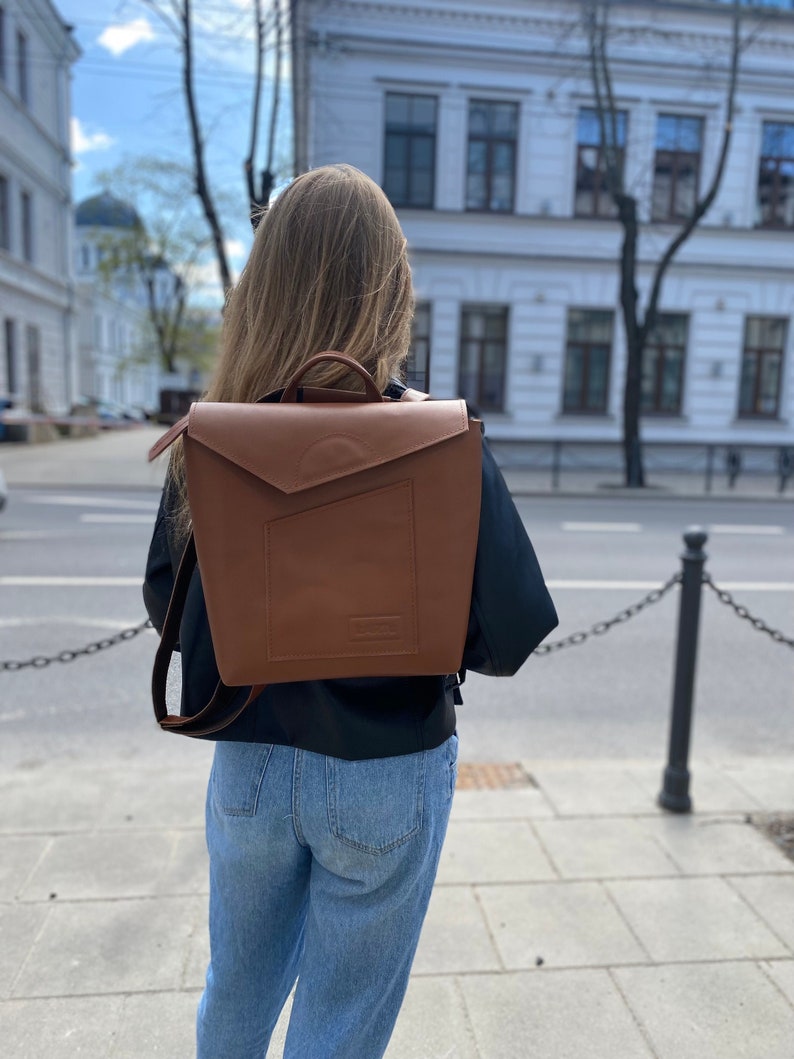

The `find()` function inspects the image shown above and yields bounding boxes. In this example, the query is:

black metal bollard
[659,529,708,813]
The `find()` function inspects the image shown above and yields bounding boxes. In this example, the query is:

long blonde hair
[169,164,414,536]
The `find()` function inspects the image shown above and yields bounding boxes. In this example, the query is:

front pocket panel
[326,752,426,854]
[264,480,418,664]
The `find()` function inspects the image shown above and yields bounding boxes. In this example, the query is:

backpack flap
[182,398,482,687]
[186,398,471,493]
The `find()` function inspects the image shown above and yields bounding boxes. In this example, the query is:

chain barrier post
[659,528,708,814]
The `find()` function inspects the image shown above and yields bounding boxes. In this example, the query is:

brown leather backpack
[148,352,483,736]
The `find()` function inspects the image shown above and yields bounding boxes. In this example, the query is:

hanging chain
[0,619,153,672]
[533,572,682,655]
[702,575,794,649]
[1,569,791,671]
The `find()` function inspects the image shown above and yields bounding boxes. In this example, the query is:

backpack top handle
[280,351,383,404]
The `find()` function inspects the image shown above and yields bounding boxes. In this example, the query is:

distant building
[0,0,80,415]
[292,0,794,450]
[74,192,160,414]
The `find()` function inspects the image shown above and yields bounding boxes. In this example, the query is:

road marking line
[3,577,790,592]
[547,580,794,591]
[561,522,642,533]
[79,514,155,524]
[0,617,151,630]
[708,524,786,535]
[0,576,142,586]
[22,495,159,510]
[0,530,62,541]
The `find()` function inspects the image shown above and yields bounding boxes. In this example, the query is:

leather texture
[149,353,483,734]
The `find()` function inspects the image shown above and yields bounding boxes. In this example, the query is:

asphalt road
[0,487,792,769]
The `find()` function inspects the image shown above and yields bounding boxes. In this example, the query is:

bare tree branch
[245,0,266,211]
[642,2,741,341]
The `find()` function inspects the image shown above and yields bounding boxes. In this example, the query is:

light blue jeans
[197,734,458,1059]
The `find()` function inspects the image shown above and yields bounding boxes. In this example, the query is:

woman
[144,164,557,1059]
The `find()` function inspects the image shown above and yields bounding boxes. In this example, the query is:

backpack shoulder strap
[151,531,264,737]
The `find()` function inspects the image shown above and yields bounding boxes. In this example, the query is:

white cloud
[98,18,155,57]
[71,117,114,155]
[224,238,248,261]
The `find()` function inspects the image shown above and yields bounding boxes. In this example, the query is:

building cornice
[312,1,794,60]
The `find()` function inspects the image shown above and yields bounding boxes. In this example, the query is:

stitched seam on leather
[189,401,468,491]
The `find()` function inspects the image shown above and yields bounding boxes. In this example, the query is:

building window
[466,99,518,212]
[562,309,613,414]
[0,7,6,85]
[738,316,786,418]
[0,174,8,251]
[575,107,628,218]
[383,93,437,208]
[757,121,794,228]
[651,114,703,222]
[20,190,32,262]
[16,29,28,105]
[459,305,508,413]
[4,318,16,394]
[406,302,431,391]
[642,314,688,414]
[26,324,41,412]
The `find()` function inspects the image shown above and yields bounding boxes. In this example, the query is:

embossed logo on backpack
[349,616,403,642]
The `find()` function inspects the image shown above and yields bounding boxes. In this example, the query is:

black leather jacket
[143,386,558,760]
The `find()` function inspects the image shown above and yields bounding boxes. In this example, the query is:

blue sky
[58,0,291,292]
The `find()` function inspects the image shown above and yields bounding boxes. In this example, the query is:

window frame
[458,304,509,413]
[0,7,6,86]
[4,317,16,395]
[738,315,787,419]
[16,28,28,106]
[406,301,431,391]
[575,106,628,219]
[562,308,614,415]
[0,173,9,252]
[651,113,704,223]
[20,189,32,262]
[641,313,688,416]
[383,92,437,209]
[465,98,519,213]
[756,120,794,229]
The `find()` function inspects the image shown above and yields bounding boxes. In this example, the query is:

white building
[74,192,160,414]
[0,0,80,415]
[292,0,794,455]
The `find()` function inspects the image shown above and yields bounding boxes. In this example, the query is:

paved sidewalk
[1,425,792,499]
[1,756,794,1058]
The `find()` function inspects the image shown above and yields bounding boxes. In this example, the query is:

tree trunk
[617,195,645,487]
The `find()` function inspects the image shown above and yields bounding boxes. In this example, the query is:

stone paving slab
[729,875,794,951]
[11,895,205,998]
[526,763,659,816]
[0,995,124,1058]
[411,886,501,975]
[613,962,794,1059]
[18,830,208,902]
[761,959,794,1006]
[606,877,790,962]
[638,814,794,875]
[383,977,479,1059]
[437,819,557,884]
[459,969,655,1059]
[476,881,649,969]
[532,817,680,879]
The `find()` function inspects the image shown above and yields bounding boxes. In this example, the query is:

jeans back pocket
[326,752,426,854]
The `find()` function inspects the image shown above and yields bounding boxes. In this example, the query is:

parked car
[0,468,7,512]
[70,396,148,426]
